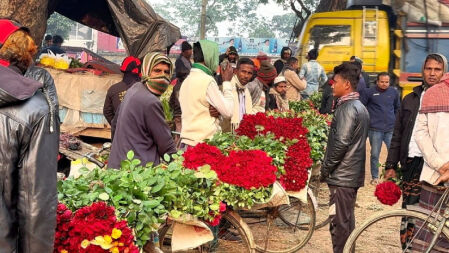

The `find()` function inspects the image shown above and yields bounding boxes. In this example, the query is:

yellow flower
[61,250,68,253]
[104,235,113,244]
[110,247,119,253]
[111,228,122,239]
[81,239,90,249]
[90,235,114,250]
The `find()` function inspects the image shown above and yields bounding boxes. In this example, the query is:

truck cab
[296,1,449,97]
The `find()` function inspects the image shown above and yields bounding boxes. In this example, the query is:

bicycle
[239,189,316,252]
[158,189,317,253]
[343,185,449,253]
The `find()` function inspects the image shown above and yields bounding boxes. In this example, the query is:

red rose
[207,214,222,227]
[219,202,227,213]
[183,143,224,170]
[374,181,402,206]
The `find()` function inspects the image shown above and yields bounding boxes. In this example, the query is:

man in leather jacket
[321,62,369,253]
[0,20,59,252]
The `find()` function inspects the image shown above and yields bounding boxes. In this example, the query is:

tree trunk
[0,0,51,47]
[315,0,348,12]
[200,0,208,39]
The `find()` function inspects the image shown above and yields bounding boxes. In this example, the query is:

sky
[146,0,293,36]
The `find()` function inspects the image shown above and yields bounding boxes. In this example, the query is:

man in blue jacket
[361,72,400,184]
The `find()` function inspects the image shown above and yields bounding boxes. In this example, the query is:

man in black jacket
[103,56,141,126]
[321,62,369,253]
[0,19,59,253]
[384,53,447,249]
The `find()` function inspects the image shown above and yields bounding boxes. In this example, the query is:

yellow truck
[296,2,449,97]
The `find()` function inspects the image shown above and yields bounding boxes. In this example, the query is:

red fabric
[0,59,10,67]
[420,73,449,113]
[0,19,21,46]
[120,56,141,74]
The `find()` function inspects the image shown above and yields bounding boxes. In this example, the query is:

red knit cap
[0,19,29,48]
[120,56,141,74]
[257,61,277,84]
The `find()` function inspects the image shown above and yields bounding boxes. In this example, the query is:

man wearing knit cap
[109,52,177,169]
[103,56,141,126]
[174,41,193,84]
[274,47,292,74]
[384,53,447,249]
[247,60,278,112]
[179,40,234,147]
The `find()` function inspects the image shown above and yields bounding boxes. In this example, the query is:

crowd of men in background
[1,17,449,252]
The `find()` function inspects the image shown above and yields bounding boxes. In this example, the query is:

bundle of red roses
[183,144,277,190]
[54,202,139,253]
[235,112,313,191]
[216,150,277,189]
[235,113,308,141]
[280,139,313,191]
[54,203,72,253]
[374,181,402,206]
[182,143,224,170]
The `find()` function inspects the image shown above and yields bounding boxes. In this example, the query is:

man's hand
[437,161,449,175]
[434,170,449,185]
[221,62,234,82]
[209,105,221,118]
[384,169,397,180]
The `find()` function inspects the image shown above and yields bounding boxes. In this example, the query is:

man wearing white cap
[268,76,289,111]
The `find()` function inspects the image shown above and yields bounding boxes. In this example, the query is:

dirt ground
[301,140,401,253]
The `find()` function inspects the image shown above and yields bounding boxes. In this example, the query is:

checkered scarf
[420,73,449,113]
[336,92,360,107]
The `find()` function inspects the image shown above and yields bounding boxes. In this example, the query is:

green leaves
[58,150,224,247]
[98,193,109,201]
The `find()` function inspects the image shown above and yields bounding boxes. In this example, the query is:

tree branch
[208,0,217,9]
[290,0,303,21]
[296,0,311,17]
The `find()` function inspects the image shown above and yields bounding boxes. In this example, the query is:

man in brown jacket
[281,57,306,102]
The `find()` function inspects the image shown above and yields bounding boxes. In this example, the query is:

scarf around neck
[420,73,449,113]
[192,63,213,76]
[336,92,360,107]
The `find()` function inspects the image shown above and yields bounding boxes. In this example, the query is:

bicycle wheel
[239,191,315,253]
[159,211,254,253]
[308,175,330,229]
[343,209,449,253]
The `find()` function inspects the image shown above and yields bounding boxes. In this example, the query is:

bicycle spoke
[344,210,449,253]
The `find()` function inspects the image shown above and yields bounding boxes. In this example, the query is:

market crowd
[0,18,448,253]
